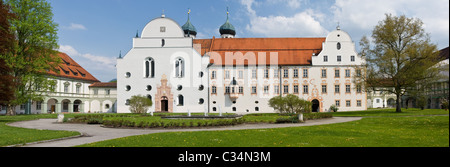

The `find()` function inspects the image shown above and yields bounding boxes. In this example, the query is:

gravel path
[7,117,362,147]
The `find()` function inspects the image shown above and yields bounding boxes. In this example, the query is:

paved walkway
[8,117,362,147]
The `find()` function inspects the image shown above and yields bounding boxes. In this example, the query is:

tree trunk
[6,104,15,116]
[395,93,402,113]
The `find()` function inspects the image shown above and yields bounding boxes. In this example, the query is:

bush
[275,116,299,123]
[86,118,103,124]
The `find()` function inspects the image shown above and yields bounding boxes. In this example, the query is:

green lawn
[79,109,449,147]
[1,108,448,147]
[0,114,80,147]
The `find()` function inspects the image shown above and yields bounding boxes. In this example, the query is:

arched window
[178,95,184,106]
[145,58,155,78]
[337,42,341,50]
[175,58,184,78]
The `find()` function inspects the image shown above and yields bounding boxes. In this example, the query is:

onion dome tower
[219,7,236,38]
[182,8,197,38]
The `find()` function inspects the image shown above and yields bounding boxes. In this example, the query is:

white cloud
[58,45,116,81]
[242,0,328,37]
[332,0,449,48]
[66,23,87,30]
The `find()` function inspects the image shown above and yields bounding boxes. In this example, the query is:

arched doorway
[312,99,320,112]
[161,96,168,112]
[74,100,82,112]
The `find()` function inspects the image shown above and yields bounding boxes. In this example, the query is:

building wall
[116,16,209,113]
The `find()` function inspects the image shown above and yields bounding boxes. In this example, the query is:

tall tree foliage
[1,0,60,115]
[356,14,441,113]
[0,0,15,106]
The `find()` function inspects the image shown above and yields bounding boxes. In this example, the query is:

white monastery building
[1,52,117,114]
[117,11,367,114]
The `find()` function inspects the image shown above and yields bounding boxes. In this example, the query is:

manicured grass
[332,108,449,117]
[0,114,80,147]
[79,113,449,147]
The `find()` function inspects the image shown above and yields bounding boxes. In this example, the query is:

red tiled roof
[89,82,117,88]
[47,52,100,82]
[194,37,325,66]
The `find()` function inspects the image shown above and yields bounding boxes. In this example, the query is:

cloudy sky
[49,0,449,82]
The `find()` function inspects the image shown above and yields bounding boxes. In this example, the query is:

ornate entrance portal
[155,74,173,112]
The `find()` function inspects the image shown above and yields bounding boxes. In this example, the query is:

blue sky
[49,0,449,82]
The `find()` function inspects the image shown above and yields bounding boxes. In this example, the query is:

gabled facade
[116,13,367,114]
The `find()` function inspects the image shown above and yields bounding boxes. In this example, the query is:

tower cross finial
[336,21,341,30]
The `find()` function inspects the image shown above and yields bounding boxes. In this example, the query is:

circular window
[126,85,131,91]
[255,101,259,104]
[213,101,216,104]
[199,72,204,77]
[199,98,204,104]
[146,85,152,91]
[177,85,183,91]
[125,72,131,78]
[199,85,204,91]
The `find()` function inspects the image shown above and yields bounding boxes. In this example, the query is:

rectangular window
[274,85,279,94]
[252,69,257,79]
[239,86,243,94]
[283,69,289,78]
[252,86,257,94]
[94,89,98,95]
[346,100,351,107]
[293,69,298,78]
[346,85,351,93]
[337,55,341,62]
[274,69,279,78]
[321,69,327,78]
[76,86,81,94]
[303,69,308,78]
[335,100,340,107]
[64,85,69,93]
[335,85,340,93]
[264,69,269,78]
[345,69,350,77]
[351,55,355,62]
[283,85,289,94]
[264,86,269,94]
[20,104,25,110]
[36,101,42,110]
[225,86,230,94]
[335,69,340,78]
[211,71,216,79]
[322,85,327,93]
[225,70,230,79]
[239,70,243,79]
[303,85,308,94]
[357,85,362,93]
[212,86,217,94]
[357,100,362,107]
[323,55,328,62]
[356,69,362,77]
[294,85,299,94]
[106,89,111,95]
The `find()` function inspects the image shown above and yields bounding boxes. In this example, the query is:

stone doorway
[312,99,320,112]
[161,96,169,112]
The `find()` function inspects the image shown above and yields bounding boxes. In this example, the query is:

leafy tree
[269,94,311,114]
[0,0,15,106]
[129,95,153,114]
[1,0,60,115]
[356,14,441,113]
